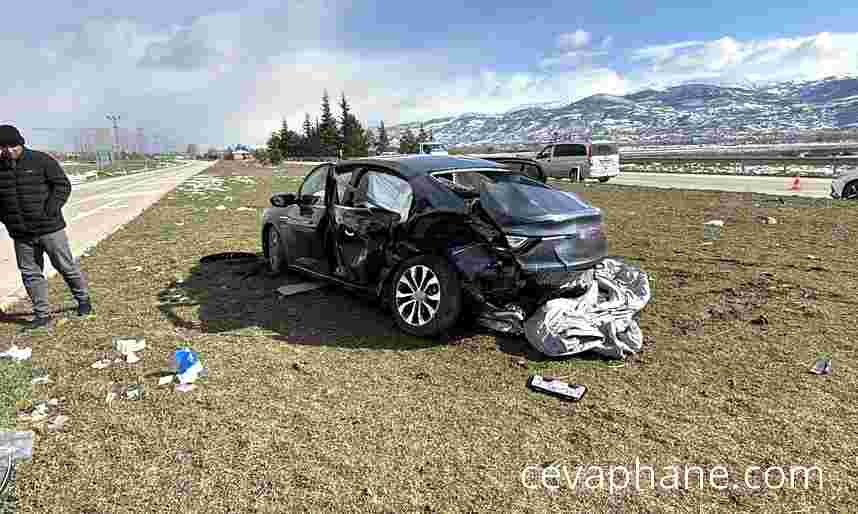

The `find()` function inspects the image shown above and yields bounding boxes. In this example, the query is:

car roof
[336,155,507,179]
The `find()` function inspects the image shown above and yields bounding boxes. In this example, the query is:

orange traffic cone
[790,175,801,191]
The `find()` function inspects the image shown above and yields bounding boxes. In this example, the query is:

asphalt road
[0,160,214,311]
[608,171,833,197]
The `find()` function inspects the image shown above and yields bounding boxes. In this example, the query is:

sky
[2,0,857,149]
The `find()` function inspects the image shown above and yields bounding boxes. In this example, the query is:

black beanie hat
[0,125,25,147]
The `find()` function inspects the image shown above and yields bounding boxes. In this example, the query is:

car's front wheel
[390,255,462,337]
[598,177,610,183]
[265,226,288,274]
[843,180,858,200]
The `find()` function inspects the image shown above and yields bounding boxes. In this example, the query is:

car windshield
[432,169,590,225]
[592,144,618,156]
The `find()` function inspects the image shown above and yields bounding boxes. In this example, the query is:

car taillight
[577,222,604,240]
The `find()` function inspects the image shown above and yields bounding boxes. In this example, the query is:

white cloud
[557,30,592,51]
[4,15,858,150]
[628,32,858,87]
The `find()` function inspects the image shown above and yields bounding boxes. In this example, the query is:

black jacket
[0,148,72,239]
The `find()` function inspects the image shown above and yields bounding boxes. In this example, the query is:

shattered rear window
[432,169,591,225]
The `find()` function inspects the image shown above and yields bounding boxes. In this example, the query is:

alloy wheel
[395,265,441,327]
[844,182,858,200]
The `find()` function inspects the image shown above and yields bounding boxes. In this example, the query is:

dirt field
[2,160,857,513]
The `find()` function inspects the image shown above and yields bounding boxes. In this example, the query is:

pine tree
[399,128,417,154]
[365,128,377,156]
[319,90,338,157]
[377,121,389,154]
[417,124,428,143]
[278,119,289,158]
[338,92,353,158]
[350,115,368,157]
[266,131,282,164]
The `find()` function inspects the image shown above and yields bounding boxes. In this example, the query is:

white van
[587,140,621,182]
[534,141,620,182]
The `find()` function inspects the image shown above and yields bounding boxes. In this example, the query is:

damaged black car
[262,155,608,337]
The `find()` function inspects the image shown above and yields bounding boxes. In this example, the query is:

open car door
[327,168,413,285]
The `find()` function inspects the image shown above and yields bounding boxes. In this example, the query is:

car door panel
[291,164,332,266]
[331,206,398,284]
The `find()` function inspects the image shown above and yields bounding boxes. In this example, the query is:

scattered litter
[29,403,49,421]
[125,352,141,364]
[158,375,175,386]
[172,348,204,384]
[0,345,32,361]
[277,282,328,297]
[0,431,34,461]
[762,216,778,225]
[92,358,113,369]
[31,375,52,385]
[526,375,587,402]
[106,383,121,404]
[47,398,59,407]
[751,314,769,326]
[47,415,68,432]
[175,383,196,393]
[703,220,723,240]
[807,255,819,260]
[236,207,254,212]
[113,337,146,355]
[131,266,144,272]
[524,258,651,359]
[810,356,832,375]
[125,384,145,401]
[175,222,185,226]
[215,205,227,211]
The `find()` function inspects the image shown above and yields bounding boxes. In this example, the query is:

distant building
[232,150,253,160]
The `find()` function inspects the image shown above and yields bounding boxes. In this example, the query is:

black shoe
[28,316,50,331]
[77,300,94,318]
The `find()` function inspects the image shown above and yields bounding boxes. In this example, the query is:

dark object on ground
[28,316,50,331]
[77,300,93,317]
[261,156,607,337]
[199,252,260,265]
[526,374,587,401]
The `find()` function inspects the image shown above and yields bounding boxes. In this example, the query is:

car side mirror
[270,193,296,207]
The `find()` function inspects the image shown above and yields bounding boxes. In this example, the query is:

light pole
[106,115,121,170]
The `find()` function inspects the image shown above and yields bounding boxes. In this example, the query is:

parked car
[262,155,607,337]
[533,141,620,182]
[831,168,858,200]
[416,142,449,155]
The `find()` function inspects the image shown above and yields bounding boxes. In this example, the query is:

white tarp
[524,258,651,359]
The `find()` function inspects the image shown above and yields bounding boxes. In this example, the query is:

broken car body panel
[262,155,609,335]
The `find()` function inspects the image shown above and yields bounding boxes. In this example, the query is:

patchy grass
[0,337,32,512]
[2,161,857,512]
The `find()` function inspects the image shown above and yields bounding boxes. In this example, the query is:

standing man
[0,124,93,330]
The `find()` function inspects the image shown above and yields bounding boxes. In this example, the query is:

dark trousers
[13,229,89,318]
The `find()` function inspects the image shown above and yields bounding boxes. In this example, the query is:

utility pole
[106,115,121,169]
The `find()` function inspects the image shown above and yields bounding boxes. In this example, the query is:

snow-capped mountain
[389,76,858,146]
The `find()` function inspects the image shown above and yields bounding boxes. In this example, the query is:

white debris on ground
[524,258,652,359]
[175,175,227,195]
[0,345,32,361]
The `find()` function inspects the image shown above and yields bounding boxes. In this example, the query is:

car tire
[389,255,462,337]
[265,225,288,274]
[569,168,580,182]
[598,177,610,183]
[843,180,858,200]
